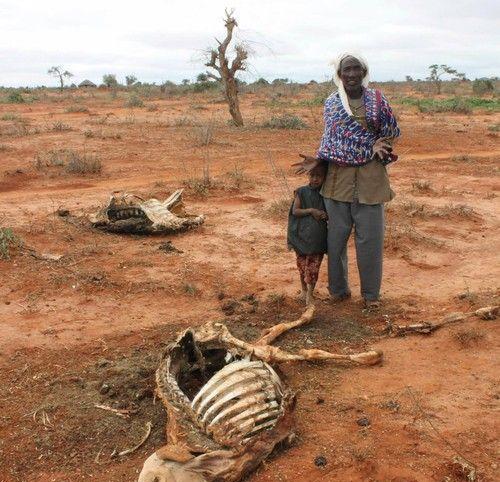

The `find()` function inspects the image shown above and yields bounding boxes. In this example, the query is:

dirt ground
[0,86,499,481]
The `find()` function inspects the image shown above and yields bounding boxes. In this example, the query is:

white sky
[0,0,498,87]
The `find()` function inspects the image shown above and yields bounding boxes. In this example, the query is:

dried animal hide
[139,306,382,481]
[89,189,204,234]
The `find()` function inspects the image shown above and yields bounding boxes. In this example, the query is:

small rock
[357,416,371,427]
[316,397,325,405]
[217,292,226,301]
[97,358,111,368]
[314,455,327,467]
[99,383,110,394]
[57,208,70,217]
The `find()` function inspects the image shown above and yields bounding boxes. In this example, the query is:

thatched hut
[78,79,96,88]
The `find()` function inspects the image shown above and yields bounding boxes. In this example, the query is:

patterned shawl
[317,87,401,167]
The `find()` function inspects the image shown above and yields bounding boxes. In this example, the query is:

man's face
[339,57,365,90]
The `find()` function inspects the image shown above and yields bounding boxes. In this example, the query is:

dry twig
[112,422,152,458]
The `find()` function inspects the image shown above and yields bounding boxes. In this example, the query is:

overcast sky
[0,0,498,87]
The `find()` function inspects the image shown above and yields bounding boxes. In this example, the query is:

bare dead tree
[47,66,73,93]
[205,9,247,126]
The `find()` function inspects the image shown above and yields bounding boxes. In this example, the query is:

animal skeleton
[139,305,382,482]
[89,189,204,234]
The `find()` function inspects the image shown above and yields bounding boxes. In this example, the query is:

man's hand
[310,209,328,221]
[372,137,393,160]
[292,154,320,174]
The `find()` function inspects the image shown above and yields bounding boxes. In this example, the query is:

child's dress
[287,185,327,286]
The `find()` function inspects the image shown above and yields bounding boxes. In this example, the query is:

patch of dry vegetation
[453,328,485,348]
[0,227,23,260]
[265,199,291,219]
[411,180,434,194]
[34,149,102,175]
[387,199,476,219]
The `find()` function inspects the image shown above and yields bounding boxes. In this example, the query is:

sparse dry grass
[265,199,291,219]
[411,180,434,194]
[51,121,71,132]
[65,105,89,113]
[452,154,475,162]
[385,223,444,252]
[453,328,485,348]
[262,113,307,129]
[34,149,102,175]
[387,200,476,219]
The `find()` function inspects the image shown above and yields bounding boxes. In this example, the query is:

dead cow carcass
[139,306,382,482]
[90,189,204,234]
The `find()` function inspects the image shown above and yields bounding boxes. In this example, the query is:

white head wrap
[332,53,370,116]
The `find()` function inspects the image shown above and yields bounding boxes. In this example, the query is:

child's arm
[292,194,328,220]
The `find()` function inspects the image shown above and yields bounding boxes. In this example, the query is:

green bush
[398,97,500,114]
[0,228,22,260]
[191,81,220,93]
[262,114,307,129]
[6,91,24,103]
[125,94,144,108]
[472,79,494,95]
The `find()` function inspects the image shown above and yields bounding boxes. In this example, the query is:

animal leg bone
[255,305,315,346]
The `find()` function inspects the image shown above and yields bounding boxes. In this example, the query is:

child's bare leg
[305,282,316,305]
[299,275,307,301]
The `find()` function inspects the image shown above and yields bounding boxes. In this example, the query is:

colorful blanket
[317,88,401,167]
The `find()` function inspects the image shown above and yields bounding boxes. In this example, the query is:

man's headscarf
[332,53,370,116]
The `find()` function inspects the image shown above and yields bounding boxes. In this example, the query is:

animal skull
[90,189,204,234]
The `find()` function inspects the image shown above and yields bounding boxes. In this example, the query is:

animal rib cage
[191,359,283,445]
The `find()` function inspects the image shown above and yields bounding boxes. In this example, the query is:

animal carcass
[139,306,382,482]
[89,189,204,234]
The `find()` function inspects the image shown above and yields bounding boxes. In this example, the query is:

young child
[287,163,328,305]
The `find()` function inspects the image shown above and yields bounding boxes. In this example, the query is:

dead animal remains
[90,189,204,234]
[139,306,382,481]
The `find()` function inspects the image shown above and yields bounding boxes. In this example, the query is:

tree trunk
[224,78,243,127]
[59,76,64,93]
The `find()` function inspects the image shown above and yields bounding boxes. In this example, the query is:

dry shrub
[265,199,291,219]
[34,149,102,175]
[387,200,475,219]
[0,121,39,137]
[0,227,23,260]
[65,104,89,113]
[385,223,443,252]
[0,113,22,121]
[411,180,433,194]
[182,176,214,197]
[452,154,475,162]
[190,121,216,146]
[262,114,307,129]
[432,203,475,218]
[51,121,71,131]
[172,116,197,127]
[125,94,144,108]
[146,103,159,112]
[453,329,485,349]
[65,151,102,174]
[223,164,253,191]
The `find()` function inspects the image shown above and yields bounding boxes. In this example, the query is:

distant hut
[78,79,96,89]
